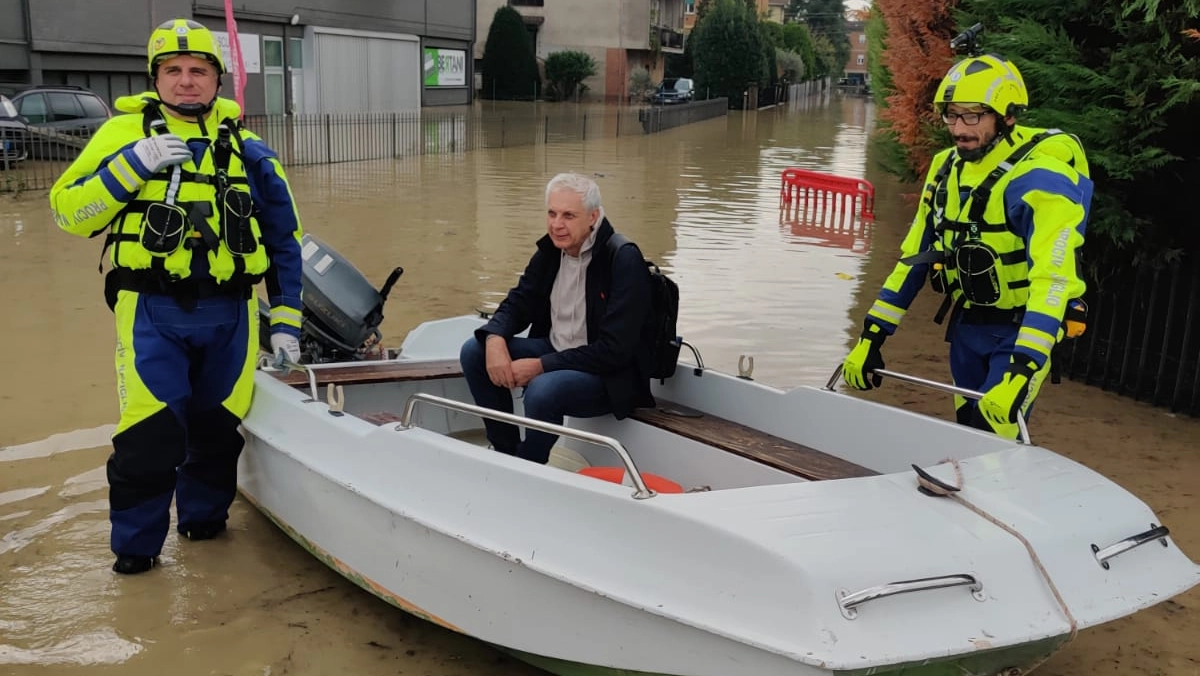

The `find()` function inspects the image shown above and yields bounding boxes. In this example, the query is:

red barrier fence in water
[779,168,875,220]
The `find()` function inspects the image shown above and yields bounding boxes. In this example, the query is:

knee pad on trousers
[108,408,186,511]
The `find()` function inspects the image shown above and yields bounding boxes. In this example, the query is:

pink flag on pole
[223,0,247,114]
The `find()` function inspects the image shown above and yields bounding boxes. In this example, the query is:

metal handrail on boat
[825,365,1032,445]
[837,573,985,620]
[258,349,320,401]
[1091,524,1170,570]
[398,392,657,499]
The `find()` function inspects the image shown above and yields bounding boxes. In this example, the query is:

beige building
[475,0,686,102]
[764,1,787,22]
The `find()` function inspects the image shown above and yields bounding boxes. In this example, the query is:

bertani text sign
[423,47,466,87]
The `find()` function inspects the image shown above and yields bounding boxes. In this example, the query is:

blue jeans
[459,336,611,464]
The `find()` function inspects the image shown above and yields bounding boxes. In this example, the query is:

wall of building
[0,0,473,112]
[475,0,655,102]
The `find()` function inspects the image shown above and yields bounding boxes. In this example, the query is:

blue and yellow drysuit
[50,93,303,558]
[864,125,1092,437]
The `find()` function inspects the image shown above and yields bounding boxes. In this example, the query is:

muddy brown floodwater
[1,95,1195,675]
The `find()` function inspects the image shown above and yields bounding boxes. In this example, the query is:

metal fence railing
[1060,257,1200,417]
[1,103,690,192]
[637,98,729,134]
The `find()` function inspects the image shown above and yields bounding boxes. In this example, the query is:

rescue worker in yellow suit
[50,19,304,574]
[841,52,1092,439]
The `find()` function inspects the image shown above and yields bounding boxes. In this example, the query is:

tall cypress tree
[692,0,768,107]
[481,6,541,100]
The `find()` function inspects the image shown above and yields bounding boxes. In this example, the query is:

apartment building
[844,20,868,86]
[0,0,475,114]
[477,0,686,102]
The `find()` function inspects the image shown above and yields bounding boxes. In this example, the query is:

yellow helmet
[933,54,1028,117]
[147,19,226,76]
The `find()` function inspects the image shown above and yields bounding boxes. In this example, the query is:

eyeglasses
[942,110,989,125]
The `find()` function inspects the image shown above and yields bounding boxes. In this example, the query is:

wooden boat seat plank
[631,400,879,481]
[273,359,464,387]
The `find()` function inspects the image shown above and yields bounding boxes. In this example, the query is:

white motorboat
[238,312,1200,676]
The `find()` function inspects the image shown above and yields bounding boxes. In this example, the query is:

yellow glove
[842,322,886,390]
[978,357,1039,431]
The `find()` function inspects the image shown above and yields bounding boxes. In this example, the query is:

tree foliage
[697,0,757,20]
[872,0,1200,264]
[872,0,957,176]
[776,48,806,81]
[544,50,598,101]
[784,0,850,72]
[956,0,1200,262]
[781,22,818,80]
[692,0,768,107]
[480,6,541,100]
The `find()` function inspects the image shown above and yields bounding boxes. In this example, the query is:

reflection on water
[0,93,887,674]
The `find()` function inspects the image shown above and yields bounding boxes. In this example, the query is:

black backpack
[608,233,682,380]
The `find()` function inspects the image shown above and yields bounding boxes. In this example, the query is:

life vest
[904,129,1085,325]
[104,98,268,289]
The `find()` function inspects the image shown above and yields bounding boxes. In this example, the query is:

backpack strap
[607,232,633,261]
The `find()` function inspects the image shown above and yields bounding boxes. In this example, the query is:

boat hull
[238,424,1069,676]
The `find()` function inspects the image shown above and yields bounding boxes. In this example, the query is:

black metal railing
[1059,257,1200,417]
[0,104,702,192]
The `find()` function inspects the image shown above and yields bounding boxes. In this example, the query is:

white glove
[270,333,302,364]
[131,134,191,175]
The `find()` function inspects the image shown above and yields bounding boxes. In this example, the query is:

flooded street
[2,95,1197,676]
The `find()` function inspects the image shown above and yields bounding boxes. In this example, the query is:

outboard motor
[259,233,403,363]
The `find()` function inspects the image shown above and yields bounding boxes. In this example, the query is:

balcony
[653,26,685,53]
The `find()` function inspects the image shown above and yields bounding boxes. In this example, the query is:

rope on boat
[915,459,1079,673]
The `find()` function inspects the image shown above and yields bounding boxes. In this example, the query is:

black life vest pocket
[141,203,187,256]
[221,187,258,256]
[954,240,1003,306]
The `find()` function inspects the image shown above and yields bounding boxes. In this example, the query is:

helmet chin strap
[152,73,218,135]
[960,118,1014,162]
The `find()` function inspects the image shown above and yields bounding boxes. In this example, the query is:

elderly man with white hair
[459,172,654,464]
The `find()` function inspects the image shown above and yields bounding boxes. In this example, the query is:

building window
[263,36,285,115]
[859,34,866,44]
[685,0,696,13]
[856,55,865,65]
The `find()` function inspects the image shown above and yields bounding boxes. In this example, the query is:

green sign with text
[423,47,466,87]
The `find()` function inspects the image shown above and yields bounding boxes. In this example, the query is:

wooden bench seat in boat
[630,401,879,481]
[281,360,878,481]
[272,359,464,387]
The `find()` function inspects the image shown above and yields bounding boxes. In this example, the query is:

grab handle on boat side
[1091,524,1170,570]
[824,365,1031,445]
[837,574,985,620]
[398,393,657,499]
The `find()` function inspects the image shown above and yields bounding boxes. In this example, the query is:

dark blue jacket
[475,218,654,418]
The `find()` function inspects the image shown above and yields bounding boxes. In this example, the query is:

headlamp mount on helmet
[950,23,985,58]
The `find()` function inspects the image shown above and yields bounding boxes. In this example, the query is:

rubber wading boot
[178,521,227,541]
[113,555,157,575]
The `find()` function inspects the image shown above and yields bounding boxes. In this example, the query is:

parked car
[0,95,29,165]
[652,77,695,105]
[8,85,111,160]
[10,85,112,136]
